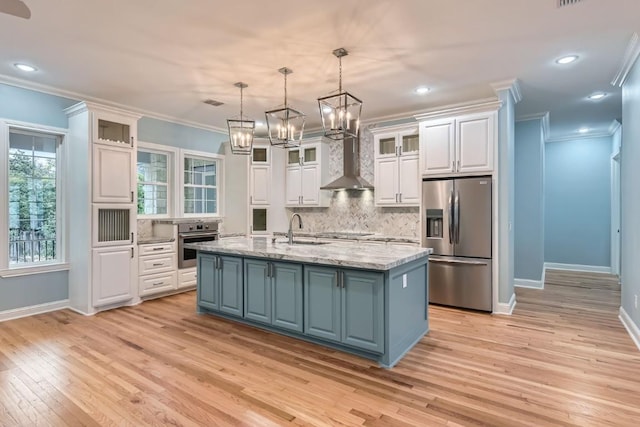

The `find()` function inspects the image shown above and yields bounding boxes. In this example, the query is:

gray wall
[514,119,545,282]
[0,84,77,311]
[621,57,640,332]
[544,136,612,267]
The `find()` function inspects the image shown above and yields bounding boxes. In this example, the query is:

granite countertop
[218,232,246,239]
[152,218,224,225]
[272,231,420,245]
[184,237,432,271]
[138,236,176,245]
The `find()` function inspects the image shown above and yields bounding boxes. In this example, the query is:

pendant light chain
[284,70,288,109]
[338,54,343,93]
[240,84,244,120]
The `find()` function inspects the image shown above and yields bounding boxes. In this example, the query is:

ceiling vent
[557,0,584,8]
[204,99,224,107]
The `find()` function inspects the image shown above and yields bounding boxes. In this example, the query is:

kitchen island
[185,237,431,368]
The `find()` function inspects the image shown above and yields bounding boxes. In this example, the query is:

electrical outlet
[402,274,407,289]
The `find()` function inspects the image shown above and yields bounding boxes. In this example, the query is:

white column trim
[619,307,640,352]
[493,293,516,315]
[612,32,640,87]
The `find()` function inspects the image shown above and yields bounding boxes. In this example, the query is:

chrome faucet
[288,213,303,244]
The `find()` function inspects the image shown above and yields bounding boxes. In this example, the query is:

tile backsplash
[288,127,420,238]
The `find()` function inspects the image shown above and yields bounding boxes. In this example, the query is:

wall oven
[177,222,219,269]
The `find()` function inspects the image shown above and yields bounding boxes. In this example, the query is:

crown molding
[490,78,522,104]
[516,111,550,142]
[367,121,419,134]
[608,119,622,135]
[413,98,503,121]
[0,74,227,134]
[611,32,640,87]
[64,101,142,120]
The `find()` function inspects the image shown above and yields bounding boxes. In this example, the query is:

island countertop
[184,237,432,271]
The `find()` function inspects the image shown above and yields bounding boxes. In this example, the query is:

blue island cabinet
[244,259,304,333]
[197,253,243,317]
[304,266,384,354]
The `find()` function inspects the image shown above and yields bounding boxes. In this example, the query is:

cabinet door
[304,266,341,343]
[93,145,135,203]
[341,270,385,353]
[244,259,271,324]
[285,167,302,205]
[375,158,399,205]
[375,133,398,159]
[92,246,134,307]
[271,262,303,333]
[420,119,455,176]
[457,113,494,173]
[219,256,243,317]
[398,155,420,205]
[197,254,219,311]
[301,164,319,205]
[250,165,270,205]
[92,111,136,148]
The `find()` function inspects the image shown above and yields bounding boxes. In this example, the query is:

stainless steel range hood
[320,134,374,191]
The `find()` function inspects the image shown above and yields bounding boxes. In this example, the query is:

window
[182,153,222,216]
[137,149,169,216]
[7,129,62,266]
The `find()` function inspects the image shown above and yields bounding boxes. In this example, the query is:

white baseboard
[493,293,516,315]
[544,262,612,274]
[514,277,544,289]
[0,299,69,323]
[619,306,640,352]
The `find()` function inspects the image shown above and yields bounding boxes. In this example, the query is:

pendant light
[265,67,305,148]
[318,48,362,140]
[227,82,255,155]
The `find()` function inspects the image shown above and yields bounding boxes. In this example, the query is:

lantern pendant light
[227,82,255,155]
[265,67,305,148]
[318,48,363,140]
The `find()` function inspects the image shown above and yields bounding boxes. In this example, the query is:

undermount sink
[290,240,328,246]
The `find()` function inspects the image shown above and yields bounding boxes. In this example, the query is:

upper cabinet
[92,110,137,148]
[285,138,330,207]
[373,125,420,207]
[93,144,136,203]
[419,110,496,177]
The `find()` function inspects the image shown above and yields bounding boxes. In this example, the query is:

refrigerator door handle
[448,190,454,244]
[454,191,460,244]
[430,258,488,266]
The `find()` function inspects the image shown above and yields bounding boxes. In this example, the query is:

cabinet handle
[457,160,460,171]
[335,271,339,287]
[270,263,274,279]
[399,193,402,203]
[341,271,345,288]
[130,136,134,148]
[152,281,164,286]
[452,160,455,171]
[300,196,303,204]
[217,257,223,270]
[152,263,163,267]
[130,248,134,258]
[130,232,134,243]
[152,247,163,251]
[131,191,134,203]
[250,195,253,205]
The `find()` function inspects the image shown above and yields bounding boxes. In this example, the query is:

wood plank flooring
[1,270,639,426]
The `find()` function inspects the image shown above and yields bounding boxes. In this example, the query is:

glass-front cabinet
[92,109,138,148]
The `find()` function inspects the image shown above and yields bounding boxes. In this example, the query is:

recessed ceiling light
[588,92,606,100]
[415,86,430,95]
[556,55,579,65]
[14,63,37,72]
[578,127,589,134]
[255,121,264,127]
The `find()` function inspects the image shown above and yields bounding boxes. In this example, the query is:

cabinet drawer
[178,267,197,289]
[139,271,177,296]
[139,242,175,256]
[139,253,176,274]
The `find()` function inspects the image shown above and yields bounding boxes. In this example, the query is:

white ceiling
[0,0,637,139]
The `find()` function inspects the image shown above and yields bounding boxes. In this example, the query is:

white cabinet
[92,110,137,148]
[373,126,420,206]
[285,138,330,207]
[93,144,135,203]
[138,241,178,297]
[178,267,197,289]
[249,165,270,205]
[420,111,496,176]
[92,246,135,307]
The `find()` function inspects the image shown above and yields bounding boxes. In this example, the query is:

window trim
[179,149,224,218]
[137,141,177,219]
[0,119,69,276]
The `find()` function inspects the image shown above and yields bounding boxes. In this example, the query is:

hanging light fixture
[227,82,255,155]
[265,67,305,148]
[318,48,362,140]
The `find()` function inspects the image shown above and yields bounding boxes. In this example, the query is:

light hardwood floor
[1,270,638,426]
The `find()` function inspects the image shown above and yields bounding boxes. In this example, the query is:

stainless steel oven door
[178,232,218,269]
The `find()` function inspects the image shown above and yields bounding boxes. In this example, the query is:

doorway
[611,152,621,277]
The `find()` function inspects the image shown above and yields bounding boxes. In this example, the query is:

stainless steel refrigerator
[422,176,492,311]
